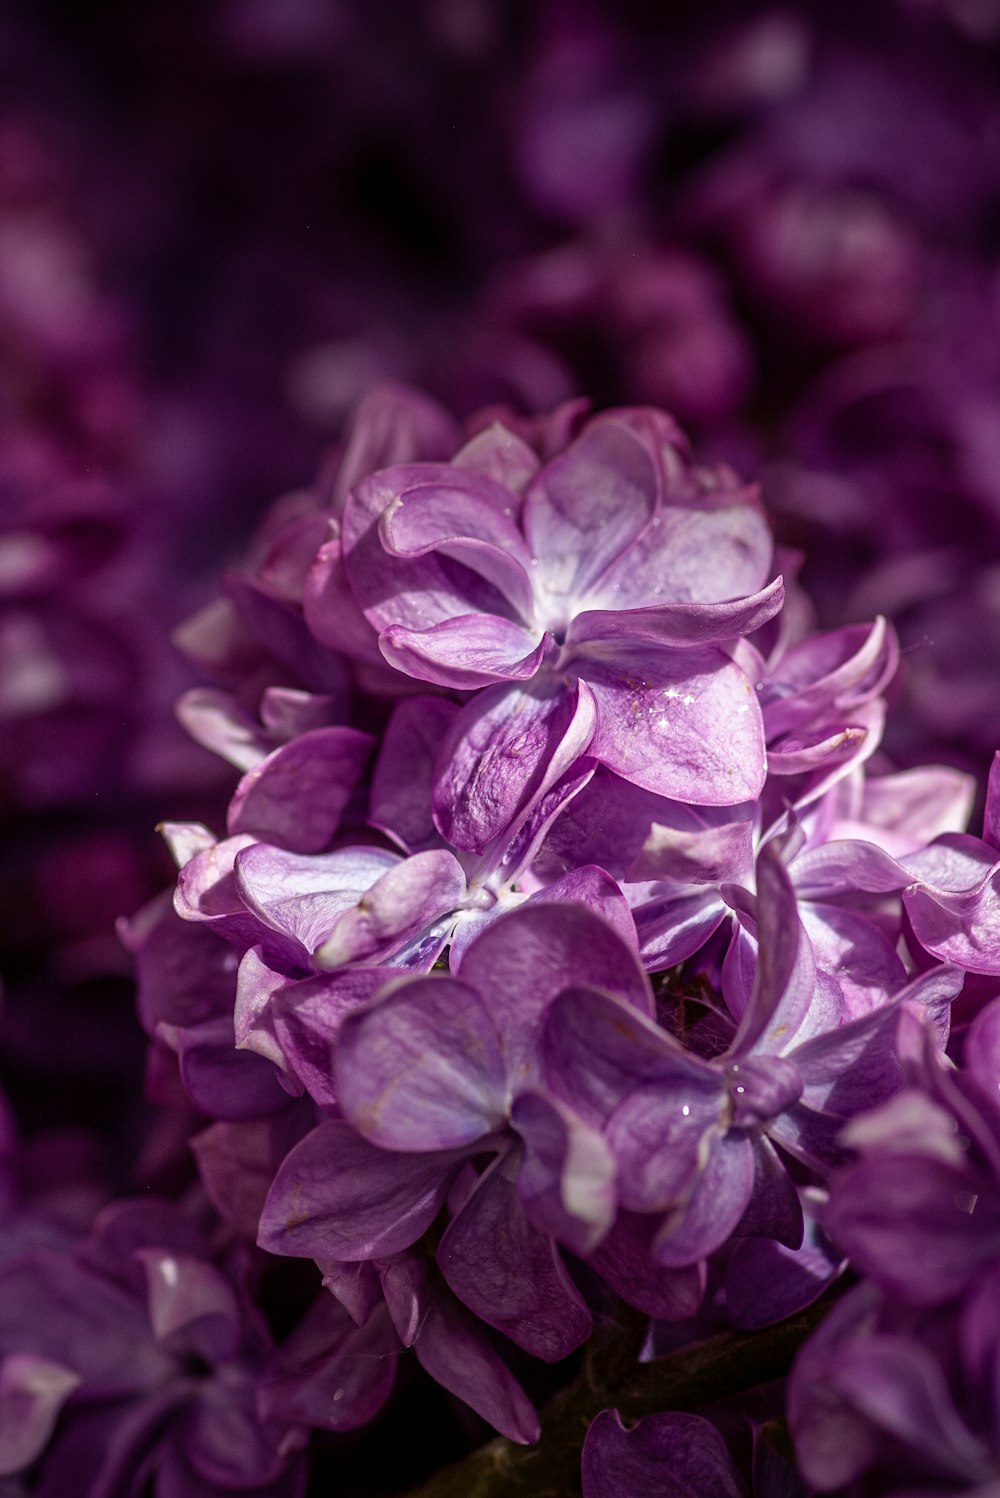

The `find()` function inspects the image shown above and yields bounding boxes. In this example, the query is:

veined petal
[337,976,507,1151]
[226,726,373,853]
[584,645,766,805]
[582,1410,747,1498]
[437,1152,592,1362]
[344,466,527,635]
[587,468,772,609]
[433,675,596,854]
[461,906,652,1081]
[378,475,535,619]
[511,1090,616,1255]
[523,419,658,606]
[313,849,467,969]
[258,1120,470,1261]
[379,614,547,690]
[568,577,784,650]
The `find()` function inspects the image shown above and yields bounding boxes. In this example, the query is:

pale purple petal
[227,727,373,853]
[379,614,547,690]
[590,468,772,609]
[337,976,507,1151]
[460,904,653,1081]
[628,818,754,884]
[234,843,399,959]
[584,645,766,805]
[511,1091,616,1255]
[452,421,541,498]
[764,618,899,741]
[653,1132,756,1267]
[313,850,468,969]
[523,419,658,606]
[377,474,536,619]
[136,1251,240,1363]
[542,984,716,1133]
[344,465,526,635]
[568,577,783,651]
[0,1355,80,1477]
[433,675,597,854]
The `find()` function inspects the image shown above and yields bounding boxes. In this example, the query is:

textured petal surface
[258,1120,470,1261]
[584,645,766,804]
[338,976,507,1151]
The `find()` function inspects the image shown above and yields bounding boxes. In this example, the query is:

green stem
[404,1300,830,1498]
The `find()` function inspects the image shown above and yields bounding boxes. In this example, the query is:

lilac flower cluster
[3,3,1000,1495]
[0,381,985,1494]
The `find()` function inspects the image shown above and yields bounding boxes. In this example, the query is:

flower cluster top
[2,385,997,1495]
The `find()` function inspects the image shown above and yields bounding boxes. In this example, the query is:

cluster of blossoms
[4,3,1000,1496]
[4,383,998,1494]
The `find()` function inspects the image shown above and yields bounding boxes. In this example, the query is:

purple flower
[339,406,781,849]
[258,901,650,1361]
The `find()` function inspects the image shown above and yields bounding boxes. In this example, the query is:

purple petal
[726,1218,845,1331]
[584,645,766,805]
[379,613,547,690]
[330,382,460,508]
[831,1335,993,1484]
[258,1120,469,1261]
[588,1213,706,1320]
[259,1295,399,1433]
[542,984,716,1133]
[0,1254,173,1397]
[653,1132,756,1267]
[790,839,914,900]
[227,728,373,853]
[433,675,596,854]
[628,817,754,884]
[591,465,772,610]
[175,688,268,772]
[234,843,399,959]
[511,1091,616,1255]
[136,1251,240,1364]
[523,419,658,605]
[582,1409,747,1498]
[0,1355,80,1476]
[459,904,653,1081]
[344,465,527,635]
[905,863,1000,975]
[313,850,468,969]
[568,577,784,651]
[377,473,536,618]
[337,976,507,1151]
[169,1016,292,1120]
[412,1288,540,1445]
[763,618,899,741]
[821,1154,1000,1303]
[437,1152,592,1362]
[369,696,459,852]
[452,421,541,498]
[271,967,399,1111]
[192,1119,292,1241]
